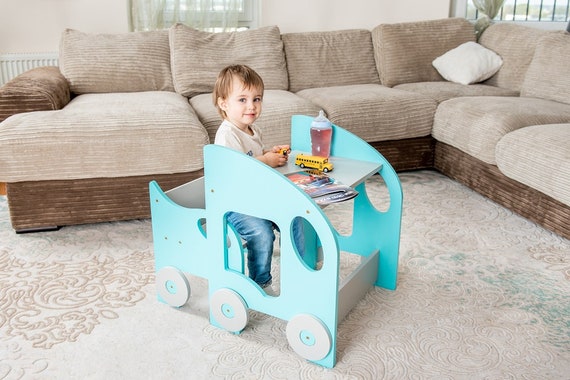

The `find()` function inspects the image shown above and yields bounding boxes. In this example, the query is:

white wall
[262,0,451,33]
[0,0,451,54]
[0,0,129,53]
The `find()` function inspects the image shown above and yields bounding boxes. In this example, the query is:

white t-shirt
[214,119,265,157]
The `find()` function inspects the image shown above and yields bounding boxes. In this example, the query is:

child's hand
[264,145,290,167]
[272,145,291,156]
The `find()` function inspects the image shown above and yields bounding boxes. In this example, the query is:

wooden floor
[0,182,6,196]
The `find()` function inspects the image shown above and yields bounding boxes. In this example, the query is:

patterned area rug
[1,171,569,379]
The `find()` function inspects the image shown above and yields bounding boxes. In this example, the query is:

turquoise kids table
[149,115,403,368]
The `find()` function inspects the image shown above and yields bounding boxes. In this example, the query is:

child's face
[218,77,263,131]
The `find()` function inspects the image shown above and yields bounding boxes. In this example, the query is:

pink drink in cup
[310,110,333,157]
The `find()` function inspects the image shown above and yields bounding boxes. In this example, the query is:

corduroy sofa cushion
[170,24,288,98]
[282,29,380,93]
[496,124,570,206]
[297,84,437,141]
[432,96,570,165]
[59,29,174,94]
[371,18,475,87]
[479,23,549,92]
[0,92,208,182]
[520,32,570,105]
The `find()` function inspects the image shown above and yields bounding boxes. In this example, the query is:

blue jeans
[226,212,305,287]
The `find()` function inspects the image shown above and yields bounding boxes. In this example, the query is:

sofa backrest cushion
[59,29,174,94]
[282,29,380,93]
[372,18,475,87]
[170,24,288,98]
[479,23,549,92]
[520,32,570,105]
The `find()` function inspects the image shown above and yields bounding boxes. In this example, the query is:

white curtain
[472,0,506,37]
[472,0,505,19]
[130,0,241,32]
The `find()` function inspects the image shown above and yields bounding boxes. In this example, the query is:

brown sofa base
[6,171,203,233]
[370,136,435,172]
[434,141,570,240]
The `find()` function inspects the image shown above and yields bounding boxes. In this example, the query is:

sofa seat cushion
[0,91,209,182]
[296,84,437,141]
[394,81,518,103]
[190,90,320,148]
[432,96,570,165]
[59,29,174,94]
[282,29,379,93]
[496,124,570,206]
[170,24,288,98]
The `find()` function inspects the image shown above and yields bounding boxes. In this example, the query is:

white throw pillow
[432,41,503,85]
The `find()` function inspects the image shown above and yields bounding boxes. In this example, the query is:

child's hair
[213,64,265,118]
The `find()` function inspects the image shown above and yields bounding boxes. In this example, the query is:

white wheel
[156,266,191,307]
[210,288,248,333]
[286,314,332,361]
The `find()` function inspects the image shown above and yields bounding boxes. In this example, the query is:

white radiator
[0,52,59,86]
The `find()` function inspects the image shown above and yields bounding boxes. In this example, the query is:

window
[130,0,258,32]
[164,0,256,31]
[453,0,569,29]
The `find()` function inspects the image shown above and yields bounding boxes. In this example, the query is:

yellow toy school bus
[294,153,334,172]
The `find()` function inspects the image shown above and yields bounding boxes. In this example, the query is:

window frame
[451,0,569,30]
[238,0,258,29]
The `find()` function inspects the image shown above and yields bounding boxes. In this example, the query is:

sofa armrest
[0,66,70,123]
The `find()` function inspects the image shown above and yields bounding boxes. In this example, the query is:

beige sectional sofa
[0,17,568,239]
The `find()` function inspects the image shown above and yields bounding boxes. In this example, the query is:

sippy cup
[310,110,333,157]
